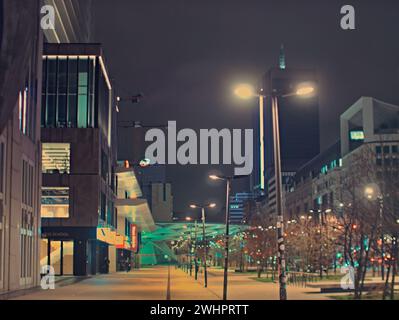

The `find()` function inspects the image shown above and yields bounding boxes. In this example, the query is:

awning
[115,166,155,232]
[116,199,156,232]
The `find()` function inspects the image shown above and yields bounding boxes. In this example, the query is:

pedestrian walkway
[10,266,350,300]
[12,266,217,300]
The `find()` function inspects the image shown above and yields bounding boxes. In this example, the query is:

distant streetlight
[189,203,217,287]
[234,81,316,301]
[208,174,249,300]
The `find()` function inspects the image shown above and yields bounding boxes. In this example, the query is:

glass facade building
[41,55,111,137]
[40,44,120,276]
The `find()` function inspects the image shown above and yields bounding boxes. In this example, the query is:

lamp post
[234,82,315,300]
[365,185,385,280]
[185,217,194,276]
[209,174,248,300]
[190,203,216,287]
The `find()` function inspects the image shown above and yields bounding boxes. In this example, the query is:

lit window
[350,130,364,141]
[41,187,70,218]
[42,143,70,174]
[18,87,28,134]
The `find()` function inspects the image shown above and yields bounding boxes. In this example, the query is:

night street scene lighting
[0,0,398,317]
[234,81,316,300]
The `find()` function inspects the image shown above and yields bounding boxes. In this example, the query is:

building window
[22,160,34,208]
[21,160,34,280]
[20,210,34,279]
[100,192,106,221]
[78,58,89,128]
[101,150,109,183]
[392,145,398,154]
[41,187,70,218]
[42,56,96,129]
[42,143,70,174]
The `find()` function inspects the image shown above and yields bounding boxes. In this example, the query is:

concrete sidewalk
[12,266,217,300]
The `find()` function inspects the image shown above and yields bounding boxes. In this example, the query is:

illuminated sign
[115,233,124,248]
[350,130,364,141]
[131,224,139,253]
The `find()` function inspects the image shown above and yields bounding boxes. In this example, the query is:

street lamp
[364,184,385,280]
[190,203,217,287]
[234,82,315,300]
[115,94,144,112]
[185,216,195,276]
[209,174,248,300]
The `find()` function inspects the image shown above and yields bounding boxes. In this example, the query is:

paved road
[13,266,333,300]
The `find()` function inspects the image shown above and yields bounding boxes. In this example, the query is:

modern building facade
[39,43,155,275]
[285,141,342,220]
[115,166,155,270]
[0,0,45,296]
[39,43,119,276]
[0,0,94,296]
[229,192,254,224]
[42,0,93,44]
[285,97,399,222]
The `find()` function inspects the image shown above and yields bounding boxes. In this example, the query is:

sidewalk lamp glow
[185,217,192,221]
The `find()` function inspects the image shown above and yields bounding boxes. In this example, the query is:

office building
[0,0,43,295]
[0,0,97,294]
[285,97,399,222]
[229,192,254,224]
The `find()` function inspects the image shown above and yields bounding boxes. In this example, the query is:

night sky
[93,0,399,220]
